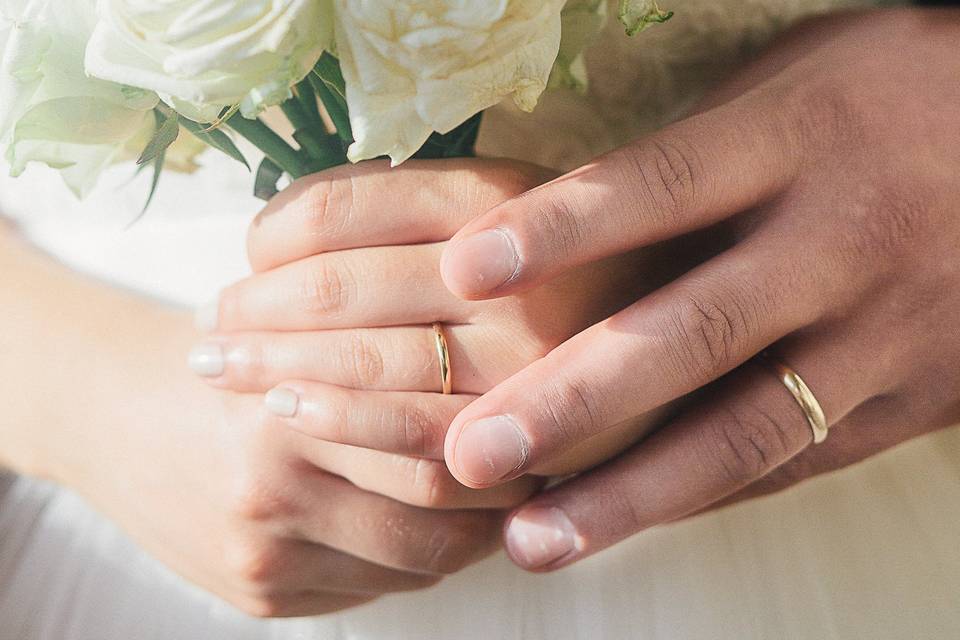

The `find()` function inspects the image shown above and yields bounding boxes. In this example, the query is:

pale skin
[207,8,960,576]
[0,163,654,616]
[195,158,692,474]
[0,222,549,618]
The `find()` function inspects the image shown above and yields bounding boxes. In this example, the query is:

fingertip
[265,386,301,419]
[440,227,520,300]
[446,414,529,489]
[504,505,583,572]
[187,342,225,379]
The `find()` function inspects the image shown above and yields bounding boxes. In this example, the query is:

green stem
[309,73,353,143]
[280,101,328,162]
[226,114,308,179]
[295,79,324,129]
[280,99,312,131]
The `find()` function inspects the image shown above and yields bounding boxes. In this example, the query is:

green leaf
[313,52,347,100]
[414,113,483,160]
[295,79,324,129]
[180,118,250,170]
[138,109,179,166]
[228,113,309,179]
[619,0,673,36]
[127,147,165,226]
[310,52,353,143]
[254,157,283,201]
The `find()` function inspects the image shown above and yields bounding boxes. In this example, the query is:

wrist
[52,305,215,502]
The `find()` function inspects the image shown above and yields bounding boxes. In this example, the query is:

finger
[226,538,441,598]
[248,158,554,272]
[444,232,833,488]
[440,96,801,300]
[209,244,471,332]
[262,381,474,459]
[299,436,541,510]
[289,470,503,575]
[700,392,922,513]
[188,325,491,394]
[499,343,874,571]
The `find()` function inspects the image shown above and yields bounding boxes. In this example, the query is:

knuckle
[230,341,268,386]
[704,402,801,486]
[225,539,285,589]
[543,376,606,444]
[840,185,933,267]
[411,458,457,509]
[298,260,352,317]
[302,174,356,239]
[621,135,701,227]
[397,403,438,458]
[787,80,873,156]
[340,332,386,388]
[229,472,296,524]
[663,288,755,380]
[520,189,588,257]
[420,521,479,574]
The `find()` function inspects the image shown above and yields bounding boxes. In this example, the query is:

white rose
[336,0,567,165]
[85,0,333,123]
[0,0,158,197]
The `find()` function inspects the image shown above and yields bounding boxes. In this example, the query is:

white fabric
[3,0,959,638]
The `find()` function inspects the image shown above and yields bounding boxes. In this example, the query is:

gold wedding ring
[761,353,829,444]
[432,323,453,395]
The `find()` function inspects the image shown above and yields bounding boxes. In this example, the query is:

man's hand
[438,9,960,570]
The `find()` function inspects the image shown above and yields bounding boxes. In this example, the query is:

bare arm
[0,221,204,485]
[0,221,528,617]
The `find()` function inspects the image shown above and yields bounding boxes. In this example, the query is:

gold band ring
[432,323,453,395]
[761,353,829,444]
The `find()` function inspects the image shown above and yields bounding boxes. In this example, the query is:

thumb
[440,99,796,300]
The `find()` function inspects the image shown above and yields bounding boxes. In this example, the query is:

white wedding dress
[2,1,959,638]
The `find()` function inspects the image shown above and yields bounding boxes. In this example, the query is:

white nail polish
[194,297,220,332]
[187,344,225,377]
[266,388,300,418]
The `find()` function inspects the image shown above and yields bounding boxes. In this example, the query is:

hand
[194,158,682,476]
[69,314,535,618]
[436,9,960,569]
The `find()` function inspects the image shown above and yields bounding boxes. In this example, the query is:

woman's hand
[0,230,534,618]
[435,9,960,569]
[193,158,685,475]
[68,314,537,618]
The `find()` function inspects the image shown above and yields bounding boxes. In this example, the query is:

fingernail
[195,298,220,332]
[265,388,300,418]
[505,506,580,569]
[442,228,519,296]
[454,415,528,485]
[187,343,225,378]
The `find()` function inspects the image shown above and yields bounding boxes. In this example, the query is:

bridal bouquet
[0,0,671,206]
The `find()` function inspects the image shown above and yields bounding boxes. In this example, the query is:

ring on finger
[432,322,453,395]
[760,352,829,444]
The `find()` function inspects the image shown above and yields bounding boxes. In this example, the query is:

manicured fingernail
[187,343,224,378]
[265,388,300,418]
[454,415,528,485]
[506,506,580,569]
[442,228,519,296]
[195,298,220,332]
